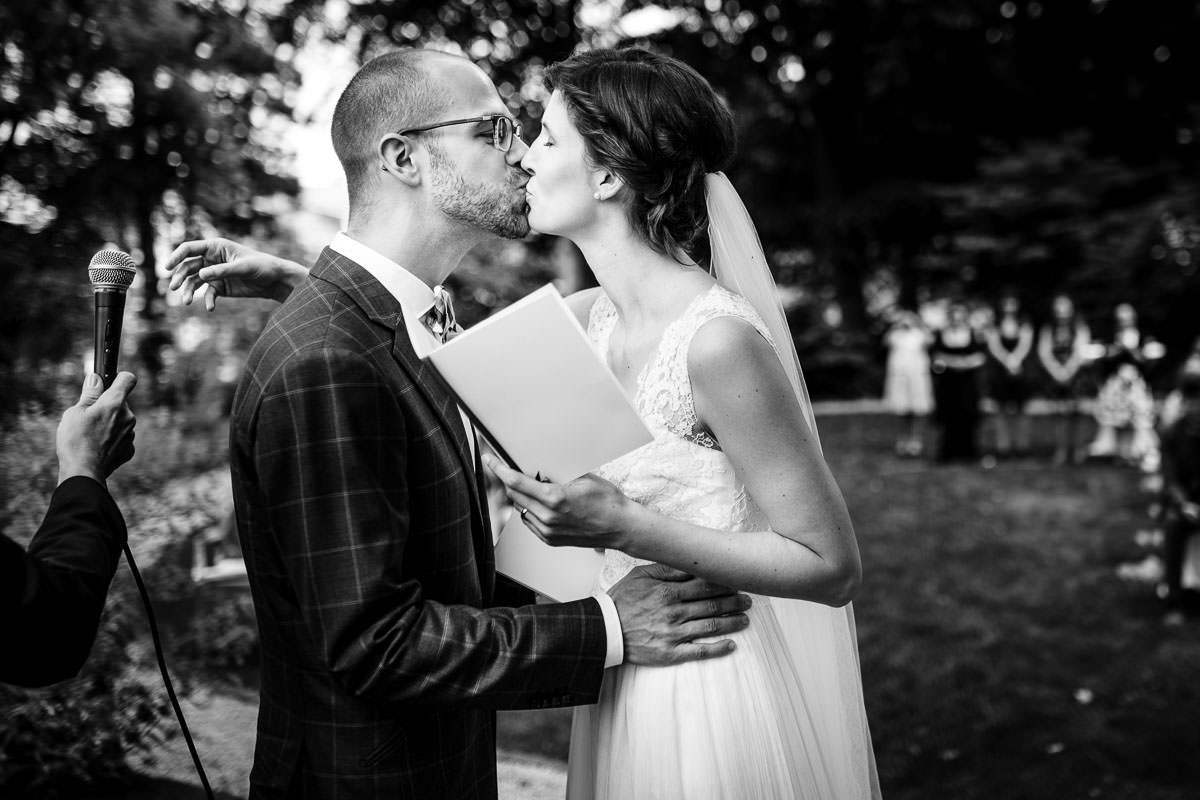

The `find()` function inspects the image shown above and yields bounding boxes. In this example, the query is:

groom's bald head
[331,49,468,220]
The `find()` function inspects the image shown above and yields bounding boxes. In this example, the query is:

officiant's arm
[164,238,306,311]
[164,239,607,323]
[490,317,863,607]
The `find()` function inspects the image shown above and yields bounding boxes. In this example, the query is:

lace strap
[586,291,618,352]
[659,286,774,373]
[650,286,775,447]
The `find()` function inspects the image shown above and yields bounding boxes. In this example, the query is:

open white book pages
[426,284,651,601]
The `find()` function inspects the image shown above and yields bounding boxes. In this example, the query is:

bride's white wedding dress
[566,285,880,800]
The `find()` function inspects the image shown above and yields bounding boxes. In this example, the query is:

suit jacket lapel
[390,317,496,596]
[388,324,477,487]
[310,249,488,567]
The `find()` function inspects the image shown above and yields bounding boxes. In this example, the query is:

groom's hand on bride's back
[608,564,751,665]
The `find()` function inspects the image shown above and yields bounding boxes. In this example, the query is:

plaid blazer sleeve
[253,346,606,709]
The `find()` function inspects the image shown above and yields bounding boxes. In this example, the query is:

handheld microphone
[86,248,216,799]
[87,250,137,388]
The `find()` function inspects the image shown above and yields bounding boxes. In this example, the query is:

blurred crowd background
[2,1,1200,798]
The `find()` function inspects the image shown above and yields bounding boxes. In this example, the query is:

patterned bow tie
[423,284,462,344]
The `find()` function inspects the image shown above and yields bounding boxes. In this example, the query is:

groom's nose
[507,135,529,165]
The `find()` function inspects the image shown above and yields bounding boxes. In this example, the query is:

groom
[226,48,751,799]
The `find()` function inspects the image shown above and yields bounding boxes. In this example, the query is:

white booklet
[426,284,651,601]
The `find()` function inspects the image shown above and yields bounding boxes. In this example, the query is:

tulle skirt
[566,597,876,800]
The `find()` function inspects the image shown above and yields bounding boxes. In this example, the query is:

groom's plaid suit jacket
[230,248,607,800]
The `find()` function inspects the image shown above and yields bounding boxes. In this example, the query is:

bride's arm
[487,317,862,607]
[632,317,861,605]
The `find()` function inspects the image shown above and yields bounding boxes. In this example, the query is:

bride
[167,46,879,800]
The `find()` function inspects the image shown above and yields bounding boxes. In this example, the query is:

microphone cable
[86,249,213,799]
[122,543,216,800]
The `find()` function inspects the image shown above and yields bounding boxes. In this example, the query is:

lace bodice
[587,285,775,590]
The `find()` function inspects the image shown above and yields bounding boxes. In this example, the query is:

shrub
[0,403,235,794]
[0,584,170,797]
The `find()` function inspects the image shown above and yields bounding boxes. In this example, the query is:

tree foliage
[296,0,1200,392]
[0,0,304,390]
[4,0,1199,398]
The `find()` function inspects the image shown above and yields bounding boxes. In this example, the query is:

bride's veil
[706,172,882,799]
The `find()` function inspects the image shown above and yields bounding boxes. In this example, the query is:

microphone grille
[88,250,137,290]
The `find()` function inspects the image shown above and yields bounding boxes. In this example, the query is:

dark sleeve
[0,476,127,687]
[929,330,944,358]
[490,574,537,609]
[254,349,606,710]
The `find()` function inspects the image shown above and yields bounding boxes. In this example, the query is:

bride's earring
[593,192,601,200]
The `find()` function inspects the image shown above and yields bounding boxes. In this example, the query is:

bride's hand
[165,237,307,311]
[484,457,633,550]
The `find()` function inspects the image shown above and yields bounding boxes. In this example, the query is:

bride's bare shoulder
[564,286,606,327]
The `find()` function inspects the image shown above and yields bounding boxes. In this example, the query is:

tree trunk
[809,0,870,334]
[137,193,162,319]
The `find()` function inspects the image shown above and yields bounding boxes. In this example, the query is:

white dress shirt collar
[329,232,440,357]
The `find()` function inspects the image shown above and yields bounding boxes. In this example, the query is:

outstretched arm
[164,237,307,311]
[491,317,862,606]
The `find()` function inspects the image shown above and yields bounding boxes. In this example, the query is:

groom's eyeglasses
[398,115,523,153]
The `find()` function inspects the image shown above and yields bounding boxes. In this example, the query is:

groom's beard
[429,144,530,240]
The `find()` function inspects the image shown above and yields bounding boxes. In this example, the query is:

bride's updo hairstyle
[544,47,736,260]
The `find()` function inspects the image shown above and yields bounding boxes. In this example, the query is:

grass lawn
[827,414,1200,799]
[499,413,1200,798]
[132,413,1200,798]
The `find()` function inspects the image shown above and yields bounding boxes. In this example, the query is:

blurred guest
[1159,364,1200,618]
[931,300,988,463]
[883,308,934,456]
[1087,303,1162,465]
[1158,337,1200,429]
[137,329,178,409]
[1037,293,1091,465]
[0,372,137,687]
[985,292,1035,457]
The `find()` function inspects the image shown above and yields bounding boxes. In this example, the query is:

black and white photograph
[2,1,1198,798]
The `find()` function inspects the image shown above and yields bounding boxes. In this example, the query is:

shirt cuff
[593,591,624,668]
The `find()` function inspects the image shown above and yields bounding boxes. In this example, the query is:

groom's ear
[379,133,422,186]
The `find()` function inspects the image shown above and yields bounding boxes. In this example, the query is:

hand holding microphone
[57,371,138,486]
[62,248,139,485]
